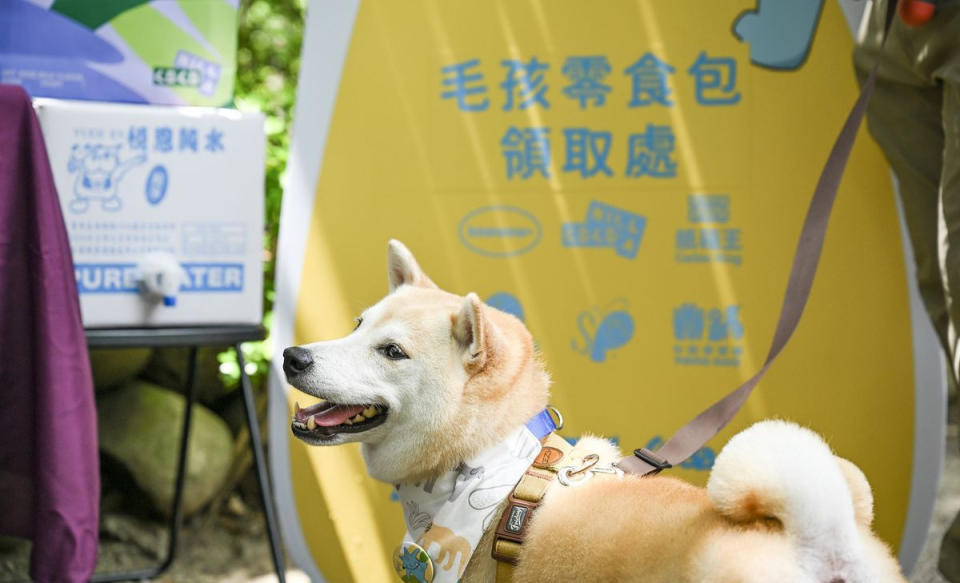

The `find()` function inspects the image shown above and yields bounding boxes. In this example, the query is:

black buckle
[633,448,672,473]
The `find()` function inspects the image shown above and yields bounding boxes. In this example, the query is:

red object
[899,0,937,27]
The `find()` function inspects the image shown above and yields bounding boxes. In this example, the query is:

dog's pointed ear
[453,293,487,372]
[387,239,437,292]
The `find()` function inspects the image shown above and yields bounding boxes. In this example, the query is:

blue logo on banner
[562,200,647,259]
[486,292,525,322]
[687,194,730,223]
[572,299,635,363]
[733,0,824,71]
[676,194,742,265]
[459,206,541,257]
[673,303,744,366]
[75,263,244,294]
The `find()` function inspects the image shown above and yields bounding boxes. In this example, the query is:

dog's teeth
[294,401,301,415]
[344,418,354,425]
[306,416,316,430]
[351,414,365,423]
[362,407,378,418]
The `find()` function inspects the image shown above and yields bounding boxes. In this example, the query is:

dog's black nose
[283,346,314,376]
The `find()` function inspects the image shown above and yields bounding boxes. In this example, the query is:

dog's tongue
[313,404,366,427]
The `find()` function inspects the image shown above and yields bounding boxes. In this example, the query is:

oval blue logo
[458,206,541,257]
[145,165,168,206]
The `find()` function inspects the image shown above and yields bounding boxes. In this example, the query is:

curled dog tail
[706,420,878,583]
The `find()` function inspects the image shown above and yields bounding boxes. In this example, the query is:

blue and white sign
[35,99,265,327]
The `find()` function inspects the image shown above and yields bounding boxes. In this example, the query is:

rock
[89,348,152,391]
[141,346,234,405]
[225,493,248,517]
[100,513,165,559]
[97,381,234,518]
[0,536,29,577]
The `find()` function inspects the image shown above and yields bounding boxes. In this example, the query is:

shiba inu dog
[283,240,907,583]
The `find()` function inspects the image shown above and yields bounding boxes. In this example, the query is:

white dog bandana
[393,425,543,582]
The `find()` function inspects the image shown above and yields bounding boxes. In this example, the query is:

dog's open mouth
[290,400,388,438]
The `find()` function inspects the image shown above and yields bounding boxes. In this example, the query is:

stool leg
[162,345,198,571]
[235,343,286,582]
[90,346,198,582]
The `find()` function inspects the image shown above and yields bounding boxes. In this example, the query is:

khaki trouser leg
[855,1,960,580]
[863,74,950,355]
[937,66,960,583]
[854,1,951,358]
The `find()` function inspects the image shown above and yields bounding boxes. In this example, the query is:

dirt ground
[0,503,291,583]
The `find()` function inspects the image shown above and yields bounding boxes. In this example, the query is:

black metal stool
[87,325,285,583]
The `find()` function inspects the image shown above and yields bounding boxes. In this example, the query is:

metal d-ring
[557,454,625,487]
[547,406,564,430]
[570,453,600,475]
[556,454,599,486]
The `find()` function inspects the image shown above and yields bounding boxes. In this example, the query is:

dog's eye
[353,317,363,331]
[379,343,408,360]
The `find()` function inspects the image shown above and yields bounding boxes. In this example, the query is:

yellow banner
[271,1,939,580]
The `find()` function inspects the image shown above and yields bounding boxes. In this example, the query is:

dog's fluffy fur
[284,240,907,582]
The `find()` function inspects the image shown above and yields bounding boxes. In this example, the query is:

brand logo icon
[676,194,742,265]
[458,206,541,257]
[173,50,222,96]
[533,447,564,468]
[562,200,646,259]
[673,303,744,366]
[507,506,528,533]
[152,67,202,88]
[572,299,635,363]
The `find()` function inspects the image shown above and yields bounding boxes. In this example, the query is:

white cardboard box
[34,99,264,327]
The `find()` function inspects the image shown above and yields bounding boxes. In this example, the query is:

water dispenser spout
[137,252,187,307]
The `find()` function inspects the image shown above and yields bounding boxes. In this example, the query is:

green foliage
[219,0,304,389]
[217,312,274,389]
[236,0,304,307]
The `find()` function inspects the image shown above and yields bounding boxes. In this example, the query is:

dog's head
[283,240,550,483]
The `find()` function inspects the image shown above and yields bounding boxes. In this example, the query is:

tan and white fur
[283,240,907,583]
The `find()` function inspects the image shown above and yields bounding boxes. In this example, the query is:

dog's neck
[363,341,550,484]
[360,392,545,484]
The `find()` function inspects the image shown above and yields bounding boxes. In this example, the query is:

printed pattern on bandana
[396,426,542,581]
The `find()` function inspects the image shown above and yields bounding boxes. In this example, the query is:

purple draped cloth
[0,85,99,582]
